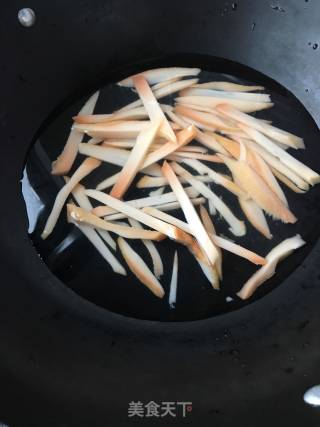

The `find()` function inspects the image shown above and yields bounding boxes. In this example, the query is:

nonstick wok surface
[1,1,320,426]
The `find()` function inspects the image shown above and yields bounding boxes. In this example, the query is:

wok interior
[22,57,320,321]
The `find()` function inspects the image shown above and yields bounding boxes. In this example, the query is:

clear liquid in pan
[22,62,320,321]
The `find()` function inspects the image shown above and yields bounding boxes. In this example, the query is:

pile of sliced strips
[41,67,319,304]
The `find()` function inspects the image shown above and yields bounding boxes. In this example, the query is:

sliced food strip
[74,120,151,139]
[212,234,265,265]
[52,91,99,175]
[197,258,220,289]
[105,197,205,221]
[243,139,309,190]
[168,251,179,307]
[67,217,126,276]
[160,104,174,113]
[216,104,304,149]
[175,113,218,132]
[73,106,148,124]
[87,137,103,145]
[67,204,165,241]
[175,103,240,127]
[221,128,252,139]
[151,77,182,91]
[193,82,265,92]
[118,237,165,299]
[41,157,101,239]
[208,199,216,215]
[176,96,273,113]
[165,110,191,128]
[78,144,162,177]
[73,114,113,124]
[142,206,191,234]
[118,67,201,87]
[171,152,223,163]
[141,125,197,170]
[200,205,222,279]
[239,198,272,239]
[238,138,247,162]
[249,149,288,206]
[149,186,165,197]
[79,144,130,165]
[119,79,199,112]
[194,129,228,155]
[151,78,199,101]
[136,174,213,188]
[150,197,205,212]
[143,207,264,265]
[92,186,199,217]
[212,135,288,205]
[237,235,305,300]
[128,218,164,278]
[65,180,93,212]
[102,140,205,152]
[96,172,120,191]
[199,205,222,279]
[174,104,238,130]
[240,125,320,185]
[85,189,194,246]
[170,162,246,236]
[180,158,247,198]
[209,132,244,158]
[68,181,116,250]
[102,140,138,149]
[220,155,297,224]
[271,168,307,194]
[166,110,227,154]
[162,161,219,265]
[187,242,219,288]
[110,119,161,198]
[133,74,176,143]
[175,145,208,153]
[180,88,271,103]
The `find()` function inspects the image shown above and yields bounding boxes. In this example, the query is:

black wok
[1,1,320,426]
